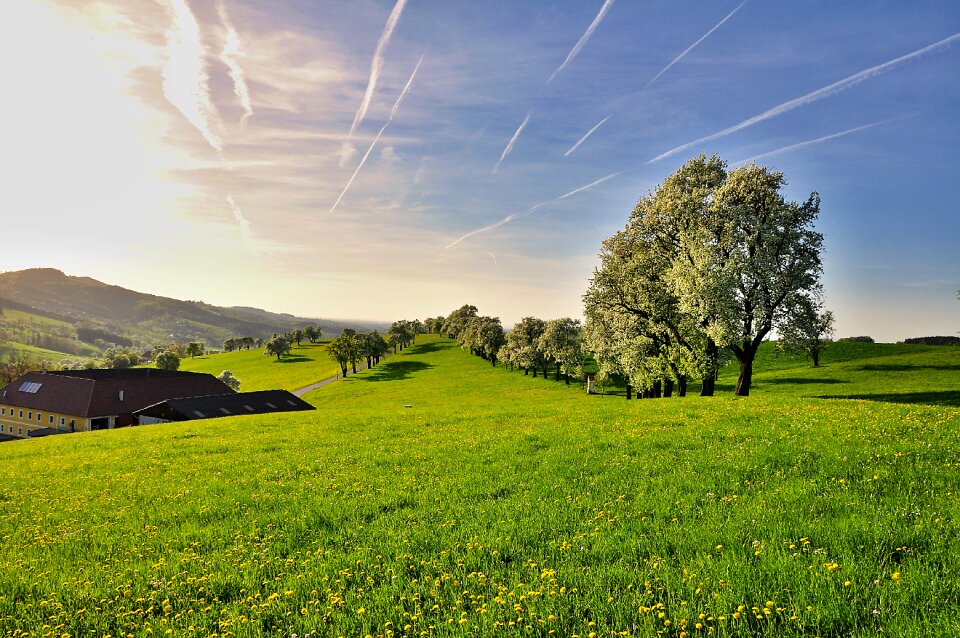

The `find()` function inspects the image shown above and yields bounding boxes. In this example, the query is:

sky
[0,0,958,341]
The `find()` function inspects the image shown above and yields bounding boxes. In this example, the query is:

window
[18,428,22,436]
[219,407,231,415]
[60,417,65,426]
[28,412,32,420]
[37,413,43,422]
[0,408,5,415]
[19,410,23,418]
[266,402,277,409]
[193,410,206,418]
[49,415,54,424]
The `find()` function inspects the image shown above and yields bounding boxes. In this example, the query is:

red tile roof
[0,370,234,418]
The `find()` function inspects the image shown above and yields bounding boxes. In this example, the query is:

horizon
[1,1,958,342]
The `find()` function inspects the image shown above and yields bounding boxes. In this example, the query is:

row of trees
[327,329,390,377]
[440,305,586,385]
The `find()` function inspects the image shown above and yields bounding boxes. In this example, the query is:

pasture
[165,341,341,392]
[1,335,958,636]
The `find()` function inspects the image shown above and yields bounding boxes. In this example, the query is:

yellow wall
[0,403,90,438]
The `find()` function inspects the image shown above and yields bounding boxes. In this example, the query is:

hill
[0,268,385,347]
[170,340,342,392]
[0,337,958,635]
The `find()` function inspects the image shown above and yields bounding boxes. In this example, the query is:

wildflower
[891,572,901,582]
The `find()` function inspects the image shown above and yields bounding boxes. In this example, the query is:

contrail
[648,30,960,164]
[162,0,223,151]
[492,112,531,174]
[564,115,610,157]
[329,56,423,215]
[644,0,748,89]
[548,0,616,83]
[226,194,254,241]
[349,0,406,137]
[732,118,901,165]
[446,171,622,248]
[218,2,253,126]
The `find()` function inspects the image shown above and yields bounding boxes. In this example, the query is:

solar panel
[19,382,42,393]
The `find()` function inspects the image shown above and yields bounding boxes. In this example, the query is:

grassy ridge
[162,341,341,392]
[1,336,958,636]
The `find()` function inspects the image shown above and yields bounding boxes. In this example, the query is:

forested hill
[0,268,380,346]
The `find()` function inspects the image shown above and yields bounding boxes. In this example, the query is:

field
[1,336,958,636]
[161,341,341,392]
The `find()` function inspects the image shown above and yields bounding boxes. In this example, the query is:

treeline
[903,336,960,346]
[440,305,586,385]
[324,320,426,377]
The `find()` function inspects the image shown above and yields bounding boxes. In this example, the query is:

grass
[157,341,342,392]
[0,335,958,636]
[0,341,93,365]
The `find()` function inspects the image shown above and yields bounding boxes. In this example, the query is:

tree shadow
[763,377,848,385]
[276,354,313,364]
[403,341,446,355]
[358,360,433,382]
[815,391,960,407]
[855,363,960,372]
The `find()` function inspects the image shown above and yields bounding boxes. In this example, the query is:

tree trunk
[555,363,561,381]
[729,332,767,396]
[564,372,570,385]
[625,383,632,400]
[812,351,820,367]
[652,380,662,398]
[678,375,687,397]
[700,339,719,396]
[490,355,497,366]
[532,367,537,377]
[352,362,357,374]
[366,356,372,368]
[734,358,753,396]
[700,377,715,396]
[663,378,674,398]
[525,367,529,376]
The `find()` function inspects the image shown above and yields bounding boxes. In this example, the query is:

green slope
[1,336,958,636]
[165,341,342,392]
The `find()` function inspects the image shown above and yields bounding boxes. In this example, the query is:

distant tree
[255,337,264,348]
[155,350,180,371]
[303,326,321,343]
[539,318,584,384]
[837,336,874,343]
[223,338,237,352]
[360,331,389,368]
[290,329,304,346]
[263,335,291,360]
[217,370,241,391]
[441,305,478,340]
[186,342,205,358]
[776,298,835,367]
[327,336,350,377]
[507,317,547,377]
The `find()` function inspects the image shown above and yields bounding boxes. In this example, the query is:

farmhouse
[134,389,314,424]
[0,368,234,438]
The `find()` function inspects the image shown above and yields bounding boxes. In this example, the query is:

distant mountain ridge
[0,268,381,347]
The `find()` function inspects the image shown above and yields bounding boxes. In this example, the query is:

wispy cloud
[644,0,747,89]
[348,0,406,138]
[648,30,960,164]
[226,193,253,238]
[492,111,531,174]
[329,55,423,215]
[733,118,902,165]
[217,2,253,126]
[446,171,621,248]
[162,0,224,151]
[564,115,610,156]
[548,0,616,83]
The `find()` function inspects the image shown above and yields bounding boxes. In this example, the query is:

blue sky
[0,0,958,340]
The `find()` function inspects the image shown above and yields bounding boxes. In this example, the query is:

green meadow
[1,335,959,636]
[164,341,341,392]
